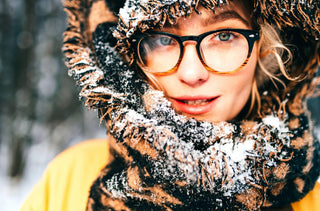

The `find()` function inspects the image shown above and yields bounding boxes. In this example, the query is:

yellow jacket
[21,139,320,211]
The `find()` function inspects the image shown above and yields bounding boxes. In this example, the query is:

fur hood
[62,0,320,210]
[62,0,319,118]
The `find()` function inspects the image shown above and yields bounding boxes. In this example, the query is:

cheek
[230,77,253,105]
[149,75,176,93]
[234,67,256,95]
[235,52,257,97]
[144,72,170,92]
[223,76,252,109]
[224,49,258,118]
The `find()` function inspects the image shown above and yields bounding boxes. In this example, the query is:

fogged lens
[137,34,180,73]
[200,31,249,72]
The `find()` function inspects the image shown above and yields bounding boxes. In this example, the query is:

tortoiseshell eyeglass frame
[132,28,260,75]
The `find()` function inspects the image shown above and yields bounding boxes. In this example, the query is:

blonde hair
[248,23,294,118]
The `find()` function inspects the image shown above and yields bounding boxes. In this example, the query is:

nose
[176,42,209,87]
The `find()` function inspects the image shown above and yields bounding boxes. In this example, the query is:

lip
[170,96,220,115]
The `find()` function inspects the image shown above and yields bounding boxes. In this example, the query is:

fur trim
[61,0,320,210]
[253,0,319,40]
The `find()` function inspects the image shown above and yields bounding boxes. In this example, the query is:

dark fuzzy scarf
[61,0,320,210]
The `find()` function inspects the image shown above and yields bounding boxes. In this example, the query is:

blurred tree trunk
[10,0,38,178]
[0,0,12,145]
[0,0,38,178]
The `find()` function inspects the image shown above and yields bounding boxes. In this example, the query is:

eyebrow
[201,10,250,27]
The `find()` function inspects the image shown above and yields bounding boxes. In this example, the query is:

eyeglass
[133,29,259,75]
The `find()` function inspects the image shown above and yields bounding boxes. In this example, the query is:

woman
[22,0,320,210]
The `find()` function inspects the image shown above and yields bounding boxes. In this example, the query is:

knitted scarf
[62,0,320,210]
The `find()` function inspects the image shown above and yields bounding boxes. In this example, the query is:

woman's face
[144,1,258,122]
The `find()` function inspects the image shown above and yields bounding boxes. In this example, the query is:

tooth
[183,99,210,105]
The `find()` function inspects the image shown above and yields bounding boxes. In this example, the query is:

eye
[217,32,233,41]
[159,36,174,46]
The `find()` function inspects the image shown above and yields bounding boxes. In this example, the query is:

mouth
[171,96,220,115]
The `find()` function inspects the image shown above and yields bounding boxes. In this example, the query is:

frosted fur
[61,0,320,210]
[118,0,193,27]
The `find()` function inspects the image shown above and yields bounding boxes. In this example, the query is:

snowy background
[0,0,319,211]
[0,0,106,210]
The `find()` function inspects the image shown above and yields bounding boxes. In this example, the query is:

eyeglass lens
[138,30,250,73]
[138,34,180,73]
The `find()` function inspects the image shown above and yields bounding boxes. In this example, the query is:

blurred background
[0,0,105,210]
[0,0,319,210]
